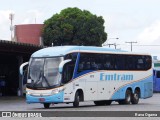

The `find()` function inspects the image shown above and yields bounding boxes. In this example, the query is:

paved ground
[0,93,160,120]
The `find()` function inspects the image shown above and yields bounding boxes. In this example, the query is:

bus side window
[145,56,152,70]
[78,63,84,71]
[136,56,144,70]
[104,54,115,70]
[63,53,78,83]
[62,62,74,84]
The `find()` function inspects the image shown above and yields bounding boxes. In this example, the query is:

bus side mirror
[59,59,72,74]
[20,62,29,75]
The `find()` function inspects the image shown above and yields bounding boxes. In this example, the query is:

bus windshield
[27,57,63,89]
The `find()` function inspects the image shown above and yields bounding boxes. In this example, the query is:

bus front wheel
[73,92,80,107]
[43,103,50,109]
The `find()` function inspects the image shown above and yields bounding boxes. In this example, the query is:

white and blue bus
[20,46,153,108]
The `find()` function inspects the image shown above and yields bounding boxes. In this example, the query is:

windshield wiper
[43,75,50,87]
[33,70,51,88]
[32,70,43,87]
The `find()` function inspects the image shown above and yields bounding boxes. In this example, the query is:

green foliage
[42,7,107,46]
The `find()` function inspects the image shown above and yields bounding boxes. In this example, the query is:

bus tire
[118,90,131,105]
[131,90,139,104]
[123,90,132,104]
[43,103,50,109]
[73,91,80,107]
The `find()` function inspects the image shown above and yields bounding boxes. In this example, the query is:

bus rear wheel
[123,90,132,104]
[131,90,139,104]
[118,90,131,105]
[43,103,50,109]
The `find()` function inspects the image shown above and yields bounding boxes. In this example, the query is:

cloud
[132,20,160,58]
[21,10,43,24]
[0,9,44,40]
[137,20,160,44]
[0,10,15,40]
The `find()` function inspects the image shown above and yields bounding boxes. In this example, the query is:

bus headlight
[26,91,31,95]
[51,89,59,95]
[51,87,65,95]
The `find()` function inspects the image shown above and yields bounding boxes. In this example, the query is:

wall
[15,24,43,45]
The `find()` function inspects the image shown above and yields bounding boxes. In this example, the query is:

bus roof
[31,46,148,57]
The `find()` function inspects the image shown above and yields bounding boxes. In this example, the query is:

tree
[42,7,107,46]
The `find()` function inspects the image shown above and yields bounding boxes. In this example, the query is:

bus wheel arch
[131,87,140,104]
[73,89,84,107]
[124,88,132,104]
[77,89,84,102]
[118,88,132,105]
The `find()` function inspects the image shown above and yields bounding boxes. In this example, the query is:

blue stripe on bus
[26,91,64,103]
[74,70,96,78]
[111,76,153,100]
[72,53,81,79]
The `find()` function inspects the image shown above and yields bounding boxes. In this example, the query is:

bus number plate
[39,98,45,102]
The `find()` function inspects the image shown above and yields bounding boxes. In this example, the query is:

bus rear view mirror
[20,62,29,75]
[59,59,72,74]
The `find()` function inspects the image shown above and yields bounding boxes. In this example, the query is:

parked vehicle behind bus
[20,46,153,108]
[153,69,160,92]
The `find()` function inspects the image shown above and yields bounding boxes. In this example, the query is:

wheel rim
[134,93,139,100]
[127,95,131,102]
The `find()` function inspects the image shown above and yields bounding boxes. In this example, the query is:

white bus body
[21,46,153,108]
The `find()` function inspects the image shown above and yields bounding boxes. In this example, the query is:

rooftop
[31,46,127,57]
[0,40,42,55]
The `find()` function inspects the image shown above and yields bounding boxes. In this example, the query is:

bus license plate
[39,98,45,102]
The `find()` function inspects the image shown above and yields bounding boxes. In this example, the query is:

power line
[133,45,160,46]
[118,44,160,46]
[125,41,137,51]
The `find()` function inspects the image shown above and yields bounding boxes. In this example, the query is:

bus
[20,46,153,108]
[153,68,160,92]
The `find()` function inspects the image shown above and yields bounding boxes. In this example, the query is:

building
[0,24,44,96]
[14,24,44,46]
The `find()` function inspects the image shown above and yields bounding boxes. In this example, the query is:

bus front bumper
[26,91,64,103]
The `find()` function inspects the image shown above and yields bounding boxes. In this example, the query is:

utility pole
[107,43,114,48]
[9,13,14,41]
[113,43,119,49]
[102,37,119,47]
[125,41,137,51]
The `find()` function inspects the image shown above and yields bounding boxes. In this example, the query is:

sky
[0,0,160,58]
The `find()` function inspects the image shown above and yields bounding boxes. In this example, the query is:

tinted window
[77,53,151,72]
[62,53,78,83]
[103,54,116,70]
[78,53,105,73]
